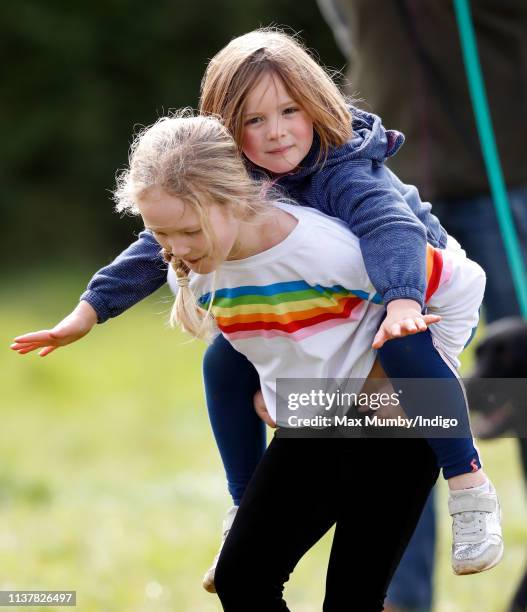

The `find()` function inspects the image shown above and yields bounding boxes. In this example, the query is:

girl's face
[242,72,314,175]
[138,187,240,275]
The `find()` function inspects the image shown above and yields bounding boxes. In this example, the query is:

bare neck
[231,207,298,260]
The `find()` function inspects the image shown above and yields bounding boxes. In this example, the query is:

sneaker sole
[202,575,217,594]
[453,541,504,576]
[202,565,217,594]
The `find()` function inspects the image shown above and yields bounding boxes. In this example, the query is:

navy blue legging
[203,338,265,504]
[203,330,480,505]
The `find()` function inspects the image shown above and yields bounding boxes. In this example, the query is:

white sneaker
[448,481,503,575]
[202,505,238,593]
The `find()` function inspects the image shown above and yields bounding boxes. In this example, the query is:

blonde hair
[114,110,272,340]
[200,28,353,164]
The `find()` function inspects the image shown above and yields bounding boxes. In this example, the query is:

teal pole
[453,0,527,317]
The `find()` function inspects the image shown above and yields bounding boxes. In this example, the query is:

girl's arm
[320,166,440,346]
[81,230,167,323]
[11,232,167,357]
[322,165,429,307]
[11,300,98,357]
[314,216,440,348]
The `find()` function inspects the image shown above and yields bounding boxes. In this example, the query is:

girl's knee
[213,551,236,601]
[215,545,286,608]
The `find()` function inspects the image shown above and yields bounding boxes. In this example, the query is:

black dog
[466,317,527,612]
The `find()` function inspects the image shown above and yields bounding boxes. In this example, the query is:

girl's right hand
[10,301,98,357]
[253,389,276,428]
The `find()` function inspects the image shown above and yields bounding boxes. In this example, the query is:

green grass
[1,269,526,611]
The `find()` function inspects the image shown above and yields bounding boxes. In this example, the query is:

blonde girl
[114,113,489,611]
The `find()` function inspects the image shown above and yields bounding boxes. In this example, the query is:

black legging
[215,435,439,612]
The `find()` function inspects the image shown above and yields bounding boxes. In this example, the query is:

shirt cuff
[79,291,110,324]
[382,287,424,308]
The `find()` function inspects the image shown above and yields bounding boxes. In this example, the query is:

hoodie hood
[248,106,405,181]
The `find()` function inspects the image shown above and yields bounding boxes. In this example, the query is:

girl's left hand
[253,390,276,428]
[372,298,441,349]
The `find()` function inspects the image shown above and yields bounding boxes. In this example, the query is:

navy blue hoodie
[81,108,447,322]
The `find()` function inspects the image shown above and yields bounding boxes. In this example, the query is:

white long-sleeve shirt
[168,203,485,421]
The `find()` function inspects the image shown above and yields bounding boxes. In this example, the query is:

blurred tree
[2,0,343,267]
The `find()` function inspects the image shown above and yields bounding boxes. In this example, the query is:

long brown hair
[200,28,352,165]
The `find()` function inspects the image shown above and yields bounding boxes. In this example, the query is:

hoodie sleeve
[322,161,428,306]
[80,230,167,323]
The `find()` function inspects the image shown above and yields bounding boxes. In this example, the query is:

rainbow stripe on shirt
[199,281,372,341]
[199,244,450,342]
[425,243,453,302]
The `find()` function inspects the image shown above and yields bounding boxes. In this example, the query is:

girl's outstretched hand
[372,298,441,349]
[10,301,98,357]
[253,389,276,428]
